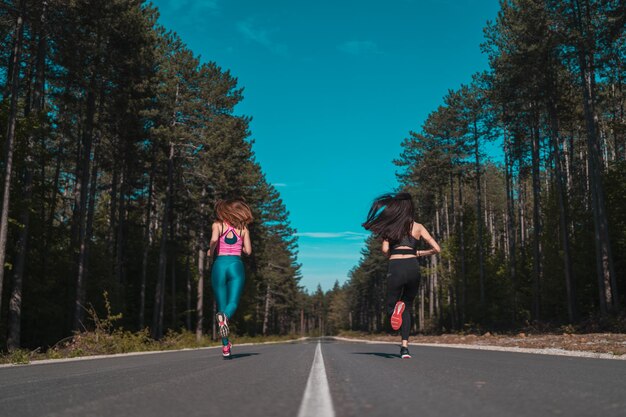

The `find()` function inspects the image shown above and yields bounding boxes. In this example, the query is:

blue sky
[151,0,502,292]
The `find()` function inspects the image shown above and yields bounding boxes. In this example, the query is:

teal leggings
[211,256,245,319]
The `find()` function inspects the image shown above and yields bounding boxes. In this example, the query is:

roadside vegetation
[0,292,304,364]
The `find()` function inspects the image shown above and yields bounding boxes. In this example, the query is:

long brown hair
[215,199,254,229]
[362,192,414,242]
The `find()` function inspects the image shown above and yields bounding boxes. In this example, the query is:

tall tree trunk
[564,134,574,200]
[115,168,126,286]
[72,80,98,331]
[171,248,176,329]
[548,98,576,322]
[569,0,618,313]
[7,72,33,351]
[74,136,99,331]
[114,167,126,314]
[196,191,207,341]
[0,0,25,319]
[444,194,450,239]
[152,143,174,339]
[109,159,119,258]
[449,173,456,228]
[212,300,217,340]
[7,167,31,350]
[7,2,48,349]
[196,245,205,341]
[139,160,155,329]
[434,208,441,316]
[34,2,47,235]
[530,114,542,321]
[474,118,486,309]
[519,180,526,249]
[449,285,457,330]
[186,255,191,331]
[263,283,272,336]
[504,132,518,323]
[458,174,467,324]
[42,136,62,279]
[170,217,177,329]
[448,175,460,325]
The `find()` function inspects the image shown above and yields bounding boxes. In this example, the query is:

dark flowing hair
[362,192,415,242]
[215,198,254,229]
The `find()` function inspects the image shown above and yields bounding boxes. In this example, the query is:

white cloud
[337,40,381,56]
[236,20,287,56]
[296,231,368,239]
[272,183,288,188]
[297,232,345,239]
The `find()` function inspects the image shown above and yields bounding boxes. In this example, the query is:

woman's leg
[390,258,420,347]
[224,259,246,319]
[211,258,230,345]
[386,261,404,320]
[400,272,420,344]
[211,258,229,316]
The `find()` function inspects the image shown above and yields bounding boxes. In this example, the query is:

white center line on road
[297,341,335,417]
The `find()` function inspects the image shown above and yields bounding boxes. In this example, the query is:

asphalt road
[1,338,625,417]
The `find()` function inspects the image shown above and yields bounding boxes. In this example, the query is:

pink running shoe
[216,312,229,338]
[222,342,232,358]
[391,301,405,331]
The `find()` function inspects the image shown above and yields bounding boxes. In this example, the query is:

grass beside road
[0,330,306,365]
[1,293,305,365]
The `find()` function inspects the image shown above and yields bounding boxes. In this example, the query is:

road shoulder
[0,337,311,368]
[330,336,626,360]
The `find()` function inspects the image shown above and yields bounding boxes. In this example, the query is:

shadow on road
[227,353,260,360]
[352,352,399,359]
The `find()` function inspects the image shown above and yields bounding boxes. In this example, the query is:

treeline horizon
[0,0,328,352]
[322,0,626,335]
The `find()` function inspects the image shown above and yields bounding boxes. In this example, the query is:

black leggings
[386,257,420,340]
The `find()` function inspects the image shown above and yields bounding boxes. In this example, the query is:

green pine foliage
[331,0,626,334]
[0,0,316,352]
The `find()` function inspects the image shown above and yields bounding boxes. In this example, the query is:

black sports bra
[390,234,420,255]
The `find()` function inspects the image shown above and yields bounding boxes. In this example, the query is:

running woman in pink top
[207,199,253,358]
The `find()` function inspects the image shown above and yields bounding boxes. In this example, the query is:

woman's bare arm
[415,223,441,257]
[382,239,390,257]
[207,222,220,256]
[242,227,252,255]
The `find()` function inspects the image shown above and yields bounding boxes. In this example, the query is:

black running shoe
[400,347,411,359]
[216,312,229,338]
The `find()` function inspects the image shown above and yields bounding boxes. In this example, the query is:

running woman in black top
[363,192,441,358]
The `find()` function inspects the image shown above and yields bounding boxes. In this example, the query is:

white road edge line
[0,337,311,368]
[297,341,335,417]
[330,336,626,361]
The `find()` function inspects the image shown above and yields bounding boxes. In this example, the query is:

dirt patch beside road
[337,332,626,356]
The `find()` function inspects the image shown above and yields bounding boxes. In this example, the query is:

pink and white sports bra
[218,223,244,256]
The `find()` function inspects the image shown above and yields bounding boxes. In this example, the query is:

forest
[1,0,625,353]
[326,0,626,334]
[0,0,326,352]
